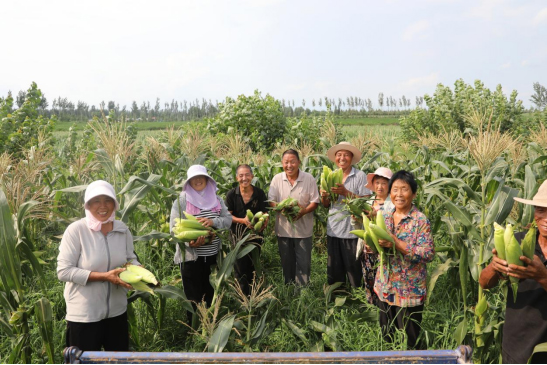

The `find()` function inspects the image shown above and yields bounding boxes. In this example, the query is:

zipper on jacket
[104,234,111,319]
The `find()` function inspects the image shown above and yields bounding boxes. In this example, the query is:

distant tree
[302,99,306,108]
[530,82,547,110]
[318,98,322,107]
[107,101,115,113]
[378,92,384,110]
[16,90,26,108]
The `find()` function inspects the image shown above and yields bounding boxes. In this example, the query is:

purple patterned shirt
[374,205,435,307]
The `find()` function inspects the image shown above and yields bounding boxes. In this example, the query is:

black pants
[180,255,217,321]
[327,236,362,288]
[66,312,128,351]
[378,300,424,349]
[234,243,261,296]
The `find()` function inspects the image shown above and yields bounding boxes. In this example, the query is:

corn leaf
[207,314,235,353]
[34,298,55,364]
[0,188,24,299]
[154,285,194,314]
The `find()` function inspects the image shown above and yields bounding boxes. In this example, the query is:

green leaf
[282,319,308,345]
[134,230,171,242]
[454,316,468,345]
[427,258,456,305]
[444,200,473,227]
[0,188,24,299]
[35,298,55,363]
[236,244,256,260]
[154,285,194,314]
[529,342,547,364]
[425,178,482,205]
[207,315,235,353]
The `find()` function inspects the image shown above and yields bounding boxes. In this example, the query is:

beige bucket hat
[514,180,547,208]
[327,142,362,165]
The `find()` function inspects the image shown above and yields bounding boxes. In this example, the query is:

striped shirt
[193,209,222,257]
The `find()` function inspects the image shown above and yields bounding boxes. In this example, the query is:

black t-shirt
[225,185,268,237]
[503,231,547,364]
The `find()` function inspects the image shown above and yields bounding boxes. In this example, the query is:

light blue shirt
[326,167,371,238]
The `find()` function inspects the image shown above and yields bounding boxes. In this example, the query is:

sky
[1,0,546,109]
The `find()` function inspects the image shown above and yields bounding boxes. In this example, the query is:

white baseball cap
[84,180,120,210]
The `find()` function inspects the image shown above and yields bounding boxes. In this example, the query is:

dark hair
[282,149,300,161]
[236,164,253,175]
[388,170,418,194]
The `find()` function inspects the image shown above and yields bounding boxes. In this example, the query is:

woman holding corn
[360,167,394,304]
[479,181,547,364]
[268,149,320,286]
[374,170,434,349]
[57,180,140,351]
[225,164,269,295]
[170,165,232,321]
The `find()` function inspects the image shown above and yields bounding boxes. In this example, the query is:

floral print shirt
[373,205,434,307]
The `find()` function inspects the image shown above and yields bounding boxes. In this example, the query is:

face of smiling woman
[189,175,208,192]
[87,195,116,222]
[390,179,416,213]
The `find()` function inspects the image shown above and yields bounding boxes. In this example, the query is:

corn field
[0,113,546,364]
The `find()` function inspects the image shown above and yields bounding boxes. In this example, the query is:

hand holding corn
[107,268,133,290]
[506,255,547,283]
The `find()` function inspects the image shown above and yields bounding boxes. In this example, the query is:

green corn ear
[504,224,514,254]
[176,219,207,230]
[475,295,488,318]
[254,218,264,231]
[119,270,142,284]
[376,210,387,231]
[493,222,506,260]
[364,231,379,254]
[369,223,395,243]
[126,264,158,285]
[521,225,536,262]
[131,280,156,296]
[506,235,523,302]
[174,230,209,242]
[246,209,254,221]
[253,211,264,222]
[183,211,199,221]
[320,175,328,192]
[350,230,366,240]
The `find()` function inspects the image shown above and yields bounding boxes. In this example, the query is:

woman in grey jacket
[170,165,232,322]
[57,180,140,351]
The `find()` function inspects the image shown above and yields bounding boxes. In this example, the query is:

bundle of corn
[172,211,211,243]
[246,210,269,232]
[343,196,373,219]
[271,197,301,225]
[320,166,344,203]
[493,222,536,302]
[119,264,158,296]
[350,211,388,281]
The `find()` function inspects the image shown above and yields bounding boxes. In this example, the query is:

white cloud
[533,8,547,25]
[467,0,506,20]
[402,20,430,41]
[499,62,511,69]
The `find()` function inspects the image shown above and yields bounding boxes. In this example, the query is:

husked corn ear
[521,225,536,262]
[119,270,142,284]
[506,235,523,302]
[493,222,506,260]
[127,264,158,285]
